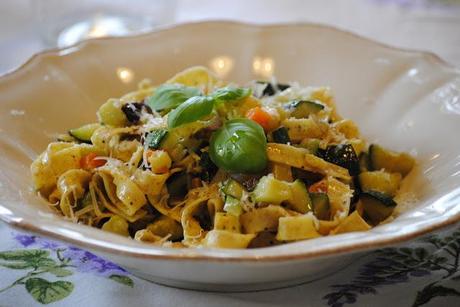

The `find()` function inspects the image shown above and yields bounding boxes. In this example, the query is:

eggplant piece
[292,168,323,186]
[121,102,144,124]
[230,173,263,192]
[360,191,397,225]
[318,144,360,176]
[199,152,218,182]
[166,171,190,199]
[144,129,168,150]
[285,100,324,119]
[256,81,290,97]
[272,127,290,144]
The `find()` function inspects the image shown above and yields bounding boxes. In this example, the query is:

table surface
[0,0,459,306]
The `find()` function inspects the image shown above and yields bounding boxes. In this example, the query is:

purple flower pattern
[12,232,128,277]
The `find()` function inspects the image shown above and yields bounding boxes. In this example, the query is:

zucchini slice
[223,196,243,217]
[359,152,371,172]
[360,191,397,225]
[272,127,290,144]
[358,171,402,197]
[286,180,312,213]
[144,129,168,150]
[252,175,292,205]
[310,193,330,220]
[287,100,325,119]
[222,179,244,199]
[369,144,414,176]
[69,123,101,143]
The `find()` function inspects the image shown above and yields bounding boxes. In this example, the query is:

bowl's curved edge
[0,20,458,80]
[2,206,460,262]
[0,20,459,263]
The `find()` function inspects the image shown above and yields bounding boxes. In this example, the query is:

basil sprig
[209,118,267,173]
[167,86,252,128]
[146,84,201,111]
[167,96,215,128]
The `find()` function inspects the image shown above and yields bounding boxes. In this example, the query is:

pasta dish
[31,67,415,249]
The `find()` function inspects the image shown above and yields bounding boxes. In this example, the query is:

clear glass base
[56,14,152,48]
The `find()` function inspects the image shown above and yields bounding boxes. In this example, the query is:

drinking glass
[32,0,177,48]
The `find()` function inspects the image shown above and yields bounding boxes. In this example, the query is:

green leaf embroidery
[413,284,460,307]
[25,278,74,304]
[167,96,215,128]
[0,262,33,269]
[0,249,49,261]
[0,249,55,270]
[109,274,134,288]
[146,84,201,111]
[46,267,73,277]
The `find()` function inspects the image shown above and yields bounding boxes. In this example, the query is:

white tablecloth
[0,1,459,306]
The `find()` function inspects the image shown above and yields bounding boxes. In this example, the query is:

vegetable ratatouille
[31,66,415,249]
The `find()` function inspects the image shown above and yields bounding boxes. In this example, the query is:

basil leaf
[167,96,215,128]
[212,87,252,103]
[209,118,267,173]
[144,129,168,149]
[146,84,201,111]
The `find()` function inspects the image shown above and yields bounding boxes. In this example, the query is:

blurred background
[0,0,459,74]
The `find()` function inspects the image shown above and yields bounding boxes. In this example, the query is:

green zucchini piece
[360,191,396,225]
[369,144,414,176]
[272,127,290,144]
[252,175,292,205]
[69,123,101,143]
[144,129,168,150]
[222,179,244,199]
[359,171,402,197]
[286,180,312,213]
[359,152,371,172]
[299,138,321,155]
[310,193,330,220]
[223,195,243,216]
[97,99,127,127]
[287,100,324,119]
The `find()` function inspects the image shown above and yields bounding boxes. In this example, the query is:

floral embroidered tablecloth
[1,221,459,307]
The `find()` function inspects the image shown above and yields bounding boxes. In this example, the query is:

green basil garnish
[167,96,215,128]
[211,87,251,104]
[144,129,168,149]
[146,84,201,112]
[209,119,267,173]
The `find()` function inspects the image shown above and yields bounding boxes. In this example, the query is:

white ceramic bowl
[0,21,459,291]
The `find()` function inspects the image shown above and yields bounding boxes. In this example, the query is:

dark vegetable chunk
[166,171,190,199]
[286,100,324,119]
[272,127,290,144]
[230,173,263,192]
[256,81,290,97]
[360,191,396,225]
[199,152,218,182]
[318,144,360,176]
[121,102,144,123]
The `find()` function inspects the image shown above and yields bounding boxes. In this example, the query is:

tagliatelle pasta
[31,66,415,249]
